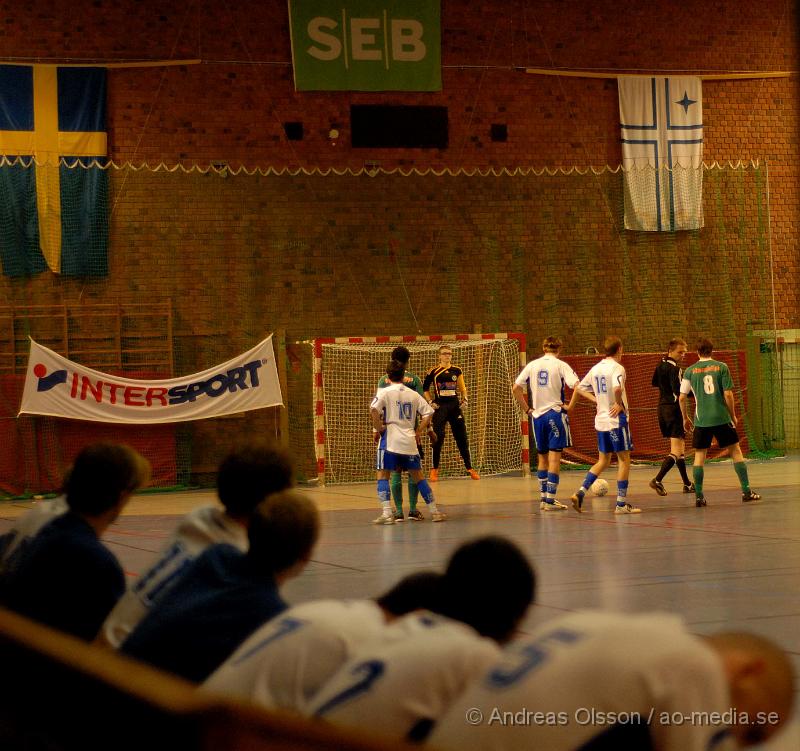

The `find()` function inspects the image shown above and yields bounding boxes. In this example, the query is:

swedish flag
[0,65,108,276]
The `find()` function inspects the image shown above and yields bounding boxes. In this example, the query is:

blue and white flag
[619,76,703,231]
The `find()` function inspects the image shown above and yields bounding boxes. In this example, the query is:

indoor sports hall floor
[2,455,799,749]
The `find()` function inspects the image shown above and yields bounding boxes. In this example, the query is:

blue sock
[579,472,597,495]
[377,479,390,503]
[416,479,434,504]
[537,470,548,498]
[546,472,559,501]
[616,479,629,504]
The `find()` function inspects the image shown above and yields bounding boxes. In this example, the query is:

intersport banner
[18,335,283,424]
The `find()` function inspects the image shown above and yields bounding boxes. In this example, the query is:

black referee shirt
[651,357,681,405]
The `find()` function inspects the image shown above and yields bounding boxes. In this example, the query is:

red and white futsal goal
[312,333,527,485]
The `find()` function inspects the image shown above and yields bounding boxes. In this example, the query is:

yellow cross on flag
[0,64,108,276]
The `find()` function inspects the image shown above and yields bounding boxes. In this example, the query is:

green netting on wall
[0,161,784,496]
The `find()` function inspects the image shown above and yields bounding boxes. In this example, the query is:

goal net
[313,334,526,485]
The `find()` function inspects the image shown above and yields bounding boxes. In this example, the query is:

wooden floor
[2,455,799,749]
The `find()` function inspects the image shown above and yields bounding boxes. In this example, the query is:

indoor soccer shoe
[570,491,585,513]
[649,478,667,496]
[372,514,396,525]
[429,469,439,482]
[683,483,696,494]
[742,490,761,502]
[407,509,424,521]
[468,469,480,480]
[541,500,567,511]
[393,511,405,522]
[432,510,448,522]
[695,495,707,507]
[614,503,641,514]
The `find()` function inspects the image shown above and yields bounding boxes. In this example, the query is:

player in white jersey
[202,571,440,712]
[306,536,535,743]
[570,335,640,514]
[430,611,795,751]
[99,440,294,647]
[0,495,68,569]
[513,336,584,511]
[370,359,442,524]
[308,610,500,742]
[101,505,248,646]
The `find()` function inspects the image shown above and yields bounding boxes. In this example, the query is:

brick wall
[0,0,796,473]
[1,0,794,317]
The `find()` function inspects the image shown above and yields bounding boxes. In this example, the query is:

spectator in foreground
[120,489,319,682]
[306,536,536,743]
[0,443,150,641]
[430,611,795,750]
[203,570,442,712]
[101,440,294,647]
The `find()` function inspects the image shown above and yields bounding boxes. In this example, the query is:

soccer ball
[591,478,609,496]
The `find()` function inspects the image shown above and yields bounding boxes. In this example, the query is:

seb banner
[19,335,283,424]
[288,0,441,91]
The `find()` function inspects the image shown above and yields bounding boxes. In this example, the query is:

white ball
[590,478,609,496]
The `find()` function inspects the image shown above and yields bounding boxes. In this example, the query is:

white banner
[18,336,283,424]
[619,76,703,231]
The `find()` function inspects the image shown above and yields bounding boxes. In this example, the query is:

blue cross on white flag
[618,76,703,231]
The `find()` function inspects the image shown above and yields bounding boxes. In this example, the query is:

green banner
[288,0,441,91]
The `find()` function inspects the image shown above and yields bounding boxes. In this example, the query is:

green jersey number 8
[703,375,715,395]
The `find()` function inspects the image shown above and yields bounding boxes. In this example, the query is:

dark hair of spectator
[65,443,150,516]
[435,535,535,643]
[246,490,320,575]
[376,571,442,616]
[217,441,295,517]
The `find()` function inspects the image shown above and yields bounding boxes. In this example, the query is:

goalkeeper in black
[422,345,480,481]
[649,337,695,496]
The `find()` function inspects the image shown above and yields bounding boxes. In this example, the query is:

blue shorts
[532,409,572,453]
[596,424,633,454]
[376,449,422,472]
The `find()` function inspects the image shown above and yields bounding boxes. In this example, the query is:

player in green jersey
[679,338,761,507]
[376,346,429,521]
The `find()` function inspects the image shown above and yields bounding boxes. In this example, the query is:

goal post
[313,333,527,485]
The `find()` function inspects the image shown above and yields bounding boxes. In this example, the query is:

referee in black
[650,338,695,495]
